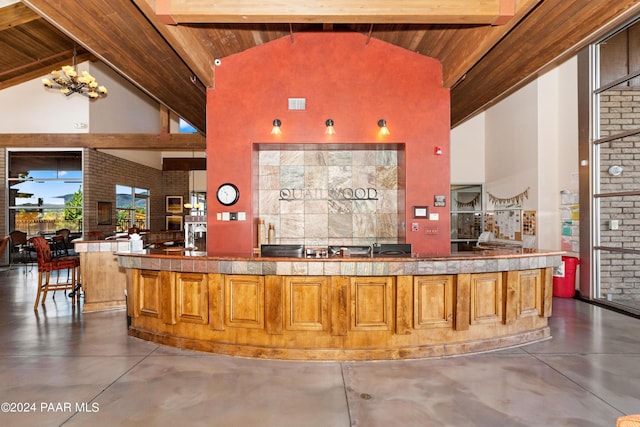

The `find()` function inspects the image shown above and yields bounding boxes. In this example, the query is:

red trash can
[553,256,579,298]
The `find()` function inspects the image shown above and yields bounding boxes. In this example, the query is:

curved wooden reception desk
[116,249,562,361]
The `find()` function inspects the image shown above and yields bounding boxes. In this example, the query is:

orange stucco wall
[206,32,450,256]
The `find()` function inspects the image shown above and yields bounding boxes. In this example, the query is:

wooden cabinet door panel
[350,277,393,331]
[517,269,542,319]
[138,270,162,319]
[225,275,265,329]
[414,275,454,329]
[176,272,209,324]
[284,277,329,331]
[470,272,502,325]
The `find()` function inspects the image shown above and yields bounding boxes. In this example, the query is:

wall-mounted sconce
[378,119,390,135]
[434,146,443,155]
[325,119,335,135]
[271,118,282,135]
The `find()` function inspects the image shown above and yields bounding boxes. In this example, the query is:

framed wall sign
[166,196,183,214]
[434,195,446,207]
[413,206,429,218]
[166,215,183,231]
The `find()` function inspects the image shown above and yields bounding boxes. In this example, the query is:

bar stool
[30,236,81,310]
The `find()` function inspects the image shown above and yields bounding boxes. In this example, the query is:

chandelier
[42,48,107,99]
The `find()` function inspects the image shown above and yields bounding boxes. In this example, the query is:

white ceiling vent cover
[288,98,306,110]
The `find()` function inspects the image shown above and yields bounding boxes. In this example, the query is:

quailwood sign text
[279,188,378,201]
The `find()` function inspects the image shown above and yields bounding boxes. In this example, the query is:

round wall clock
[216,183,239,206]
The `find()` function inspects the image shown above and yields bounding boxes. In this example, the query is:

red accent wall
[207,32,450,256]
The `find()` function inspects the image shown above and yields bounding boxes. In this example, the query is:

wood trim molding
[153,0,516,25]
[0,133,206,150]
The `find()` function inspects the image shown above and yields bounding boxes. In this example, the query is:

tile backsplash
[257,149,403,247]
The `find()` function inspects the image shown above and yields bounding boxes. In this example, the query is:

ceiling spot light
[271,118,282,135]
[378,119,390,135]
[325,119,335,135]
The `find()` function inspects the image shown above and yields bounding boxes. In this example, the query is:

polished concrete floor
[1,265,640,427]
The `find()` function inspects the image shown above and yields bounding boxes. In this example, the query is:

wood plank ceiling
[2,0,640,146]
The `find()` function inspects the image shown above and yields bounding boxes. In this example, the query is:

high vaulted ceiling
[2,0,640,140]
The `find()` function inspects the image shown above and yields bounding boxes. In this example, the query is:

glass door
[450,184,483,252]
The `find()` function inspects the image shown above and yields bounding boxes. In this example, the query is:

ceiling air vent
[288,98,306,110]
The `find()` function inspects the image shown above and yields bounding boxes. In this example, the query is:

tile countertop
[114,248,565,277]
[113,246,563,259]
[75,239,134,253]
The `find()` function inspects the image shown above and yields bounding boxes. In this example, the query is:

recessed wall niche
[255,144,406,247]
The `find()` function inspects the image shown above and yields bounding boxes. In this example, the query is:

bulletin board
[522,210,537,236]
[484,209,537,242]
[495,210,521,240]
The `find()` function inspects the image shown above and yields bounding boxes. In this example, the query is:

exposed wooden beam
[163,157,207,171]
[424,0,542,88]
[450,0,640,127]
[0,133,206,150]
[133,0,217,88]
[0,3,40,31]
[155,0,515,25]
[0,51,93,90]
[22,0,207,133]
[160,105,170,138]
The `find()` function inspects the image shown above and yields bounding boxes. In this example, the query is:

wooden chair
[49,234,67,257]
[54,228,71,256]
[9,230,30,265]
[30,236,81,310]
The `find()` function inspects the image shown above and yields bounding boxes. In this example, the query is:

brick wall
[83,149,188,235]
[597,90,640,302]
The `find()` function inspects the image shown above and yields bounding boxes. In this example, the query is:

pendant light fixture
[42,47,107,99]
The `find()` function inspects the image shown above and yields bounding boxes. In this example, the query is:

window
[179,118,197,133]
[8,150,83,235]
[116,185,149,232]
[591,18,640,313]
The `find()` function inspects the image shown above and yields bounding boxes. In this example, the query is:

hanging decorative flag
[487,187,530,206]
[455,193,481,209]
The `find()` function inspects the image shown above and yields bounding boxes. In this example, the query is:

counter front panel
[117,250,561,361]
